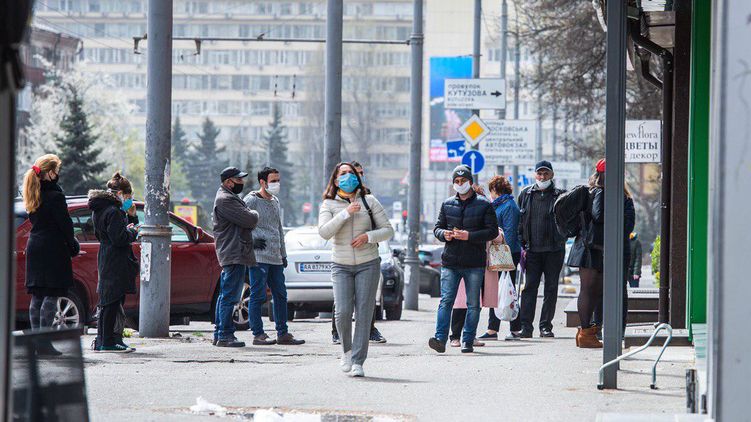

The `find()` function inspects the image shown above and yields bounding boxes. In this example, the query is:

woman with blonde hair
[23,154,80,355]
[318,162,394,377]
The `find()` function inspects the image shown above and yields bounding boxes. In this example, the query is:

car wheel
[53,291,85,329]
[232,283,250,331]
[386,302,403,321]
[430,276,441,297]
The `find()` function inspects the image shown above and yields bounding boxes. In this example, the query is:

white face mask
[266,182,281,195]
[536,179,552,190]
[453,182,472,195]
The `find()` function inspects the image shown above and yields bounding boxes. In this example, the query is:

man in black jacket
[517,161,566,338]
[428,165,498,354]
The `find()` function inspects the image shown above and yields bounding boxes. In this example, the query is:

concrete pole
[323,0,343,177]
[139,0,173,338]
[404,0,424,311]
[602,0,627,389]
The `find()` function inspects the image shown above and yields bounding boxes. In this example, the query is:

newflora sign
[625,120,661,163]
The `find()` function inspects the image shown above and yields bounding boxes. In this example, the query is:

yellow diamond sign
[458,115,490,147]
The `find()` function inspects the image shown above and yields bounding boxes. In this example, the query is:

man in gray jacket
[212,167,259,348]
[244,167,305,346]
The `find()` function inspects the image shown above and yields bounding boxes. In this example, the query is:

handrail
[597,323,673,390]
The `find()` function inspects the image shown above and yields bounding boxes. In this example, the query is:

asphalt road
[83,294,691,421]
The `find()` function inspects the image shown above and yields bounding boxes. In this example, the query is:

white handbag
[487,243,516,272]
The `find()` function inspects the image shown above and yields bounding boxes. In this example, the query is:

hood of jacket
[88,189,122,212]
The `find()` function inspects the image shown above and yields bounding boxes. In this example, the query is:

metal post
[708,0,751,418]
[602,0,627,389]
[658,58,674,325]
[404,0,424,311]
[471,0,482,182]
[512,10,521,197]
[498,0,508,120]
[0,78,16,422]
[139,0,173,338]
[535,55,543,162]
[323,0,343,177]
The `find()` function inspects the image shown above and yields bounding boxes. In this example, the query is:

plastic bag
[494,272,519,322]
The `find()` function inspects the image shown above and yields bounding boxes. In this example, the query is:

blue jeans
[249,263,289,337]
[434,267,484,344]
[214,264,246,341]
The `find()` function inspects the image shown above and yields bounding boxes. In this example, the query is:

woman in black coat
[88,173,139,353]
[567,159,635,348]
[23,154,79,354]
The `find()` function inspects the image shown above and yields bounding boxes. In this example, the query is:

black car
[376,243,405,321]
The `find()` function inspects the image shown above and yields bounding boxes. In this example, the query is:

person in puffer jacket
[318,162,394,378]
[428,165,499,355]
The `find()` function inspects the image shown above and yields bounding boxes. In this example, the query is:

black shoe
[461,341,474,353]
[519,330,533,338]
[478,332,498,340]
[277,333,305,345]
[253,333,277,346]
[428,337,446,353]
[35,341,63,357]
[215,339,245,348]
[332,332,341,345]
[369,328,387,343]
[540,328,555,338]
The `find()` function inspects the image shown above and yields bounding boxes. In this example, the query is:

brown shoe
[277,333,305,345]
[577,326,603,349]
[253,333,277,346]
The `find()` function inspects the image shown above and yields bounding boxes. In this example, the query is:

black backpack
[553,185,590,238]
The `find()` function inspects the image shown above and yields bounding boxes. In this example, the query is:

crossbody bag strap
[360,195,377,230]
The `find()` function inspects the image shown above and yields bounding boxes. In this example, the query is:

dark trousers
[331,302,376,335]
[520,250,565,332]
[488,251,522,332]
[97,297,125,347]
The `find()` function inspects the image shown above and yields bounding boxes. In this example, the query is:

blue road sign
[446,140,467,159]
[461,150,485,174]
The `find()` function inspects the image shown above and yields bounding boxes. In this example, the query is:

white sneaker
[340,351,352,373]
[349,364,364,377]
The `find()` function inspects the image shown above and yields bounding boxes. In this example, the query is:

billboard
[429,57,473,162]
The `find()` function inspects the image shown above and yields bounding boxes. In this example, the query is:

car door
[70,207,109,312]
[168,215,213,308]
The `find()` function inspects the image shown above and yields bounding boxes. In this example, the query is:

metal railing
[598,322,673,390]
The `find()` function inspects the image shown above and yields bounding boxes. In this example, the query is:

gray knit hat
[451,165,473,184]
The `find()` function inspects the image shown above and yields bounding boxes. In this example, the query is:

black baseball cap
[220,167,248,182]
[535,160,554,172]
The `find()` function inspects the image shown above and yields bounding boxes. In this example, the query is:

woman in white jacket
[318,162,394,377]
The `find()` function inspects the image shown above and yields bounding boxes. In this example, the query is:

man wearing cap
[516,160,567,338]
[212,167,260,347]
[428,165,499,354]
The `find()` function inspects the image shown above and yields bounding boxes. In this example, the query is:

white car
[284,226,335,315]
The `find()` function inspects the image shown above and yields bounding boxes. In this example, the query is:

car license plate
[299,262,332,273]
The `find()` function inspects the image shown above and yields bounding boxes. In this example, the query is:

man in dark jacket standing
[428,165,499,354]
[213,167,260,348]
[517,161,566,338]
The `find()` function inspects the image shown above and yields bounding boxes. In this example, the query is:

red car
[13,196,251,329]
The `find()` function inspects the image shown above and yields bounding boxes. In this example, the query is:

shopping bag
[494,272,519,321]
[487,243,516,272]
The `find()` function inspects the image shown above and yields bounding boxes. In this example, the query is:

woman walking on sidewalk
[479,175,522,341]
[23,154,79,356]
[318,162,394,377]
[89,173,139,353]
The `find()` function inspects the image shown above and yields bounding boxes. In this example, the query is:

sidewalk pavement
[83,295,692,421]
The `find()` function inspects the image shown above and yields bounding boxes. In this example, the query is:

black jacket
[518,183,567,252]
[434,191,499,268]
[567,188,636,270]
[25,181,80,293]
[88,190,138,306]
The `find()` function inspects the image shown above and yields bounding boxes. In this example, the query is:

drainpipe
[629,19,673,324]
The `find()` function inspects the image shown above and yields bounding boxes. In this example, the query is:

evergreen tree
[188,117,227,221]
[55,85,106,195]
[171,115,189,166]
[264,103,297,225]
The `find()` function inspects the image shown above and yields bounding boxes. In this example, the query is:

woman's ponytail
[22,154,62,214]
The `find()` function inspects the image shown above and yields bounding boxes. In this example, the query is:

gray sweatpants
[332,258,381,365]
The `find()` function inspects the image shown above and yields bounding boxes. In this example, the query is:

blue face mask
[121,198,133,212]
[338,173,360,193]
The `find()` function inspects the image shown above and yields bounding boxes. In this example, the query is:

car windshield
[286,231,330,251]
